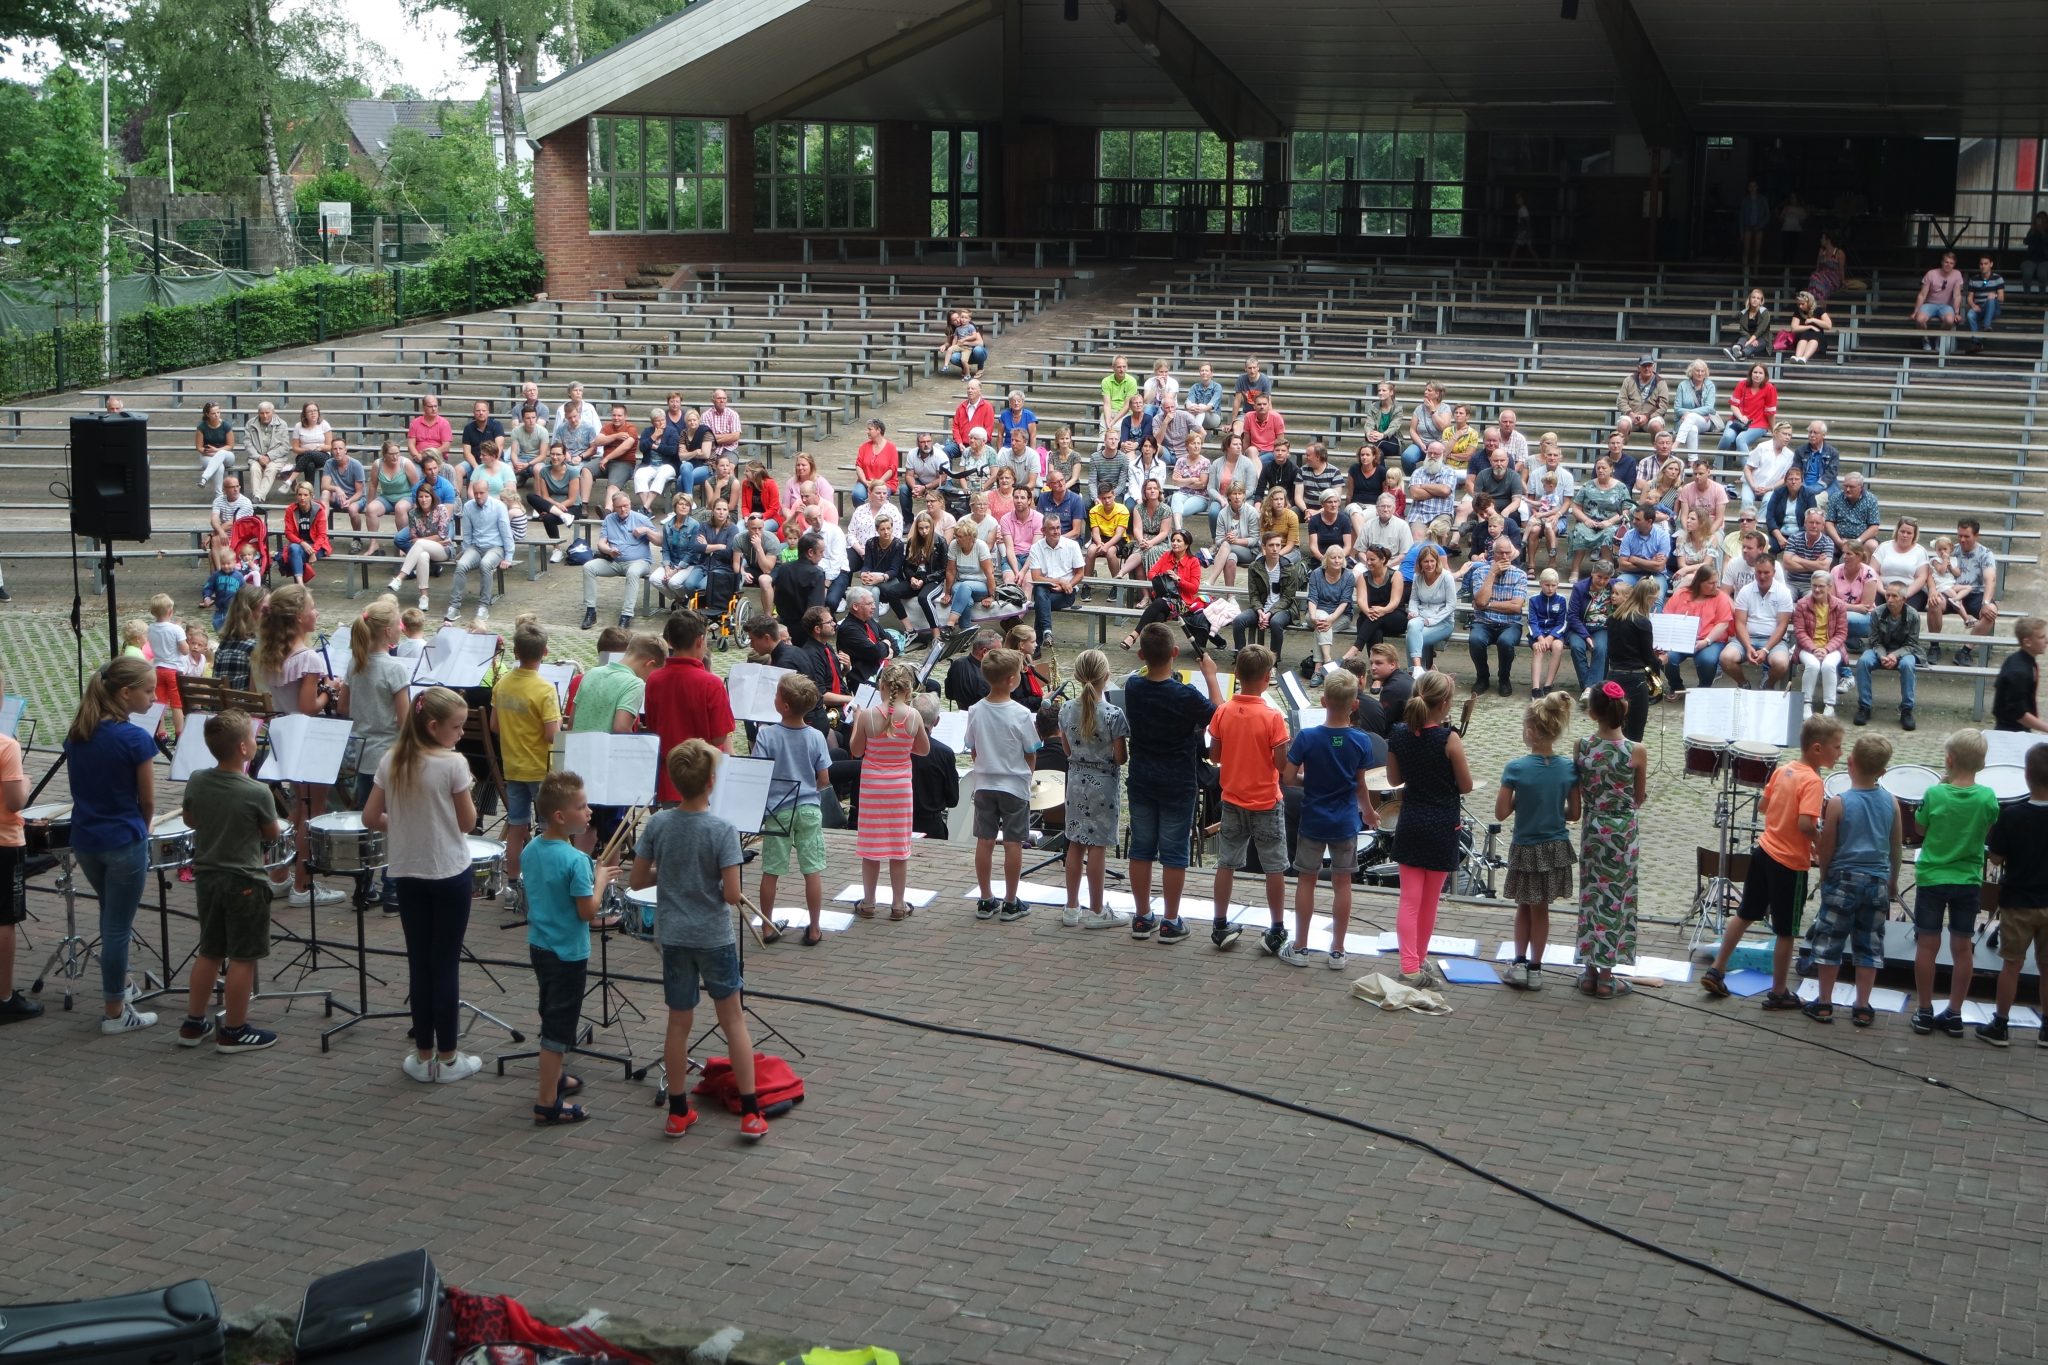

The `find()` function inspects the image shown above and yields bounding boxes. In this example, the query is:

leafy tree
[2,64,128,316]
[381,99,522,225]
[407,0,553,171]
[0,0,94,60]
[294,169,378,217]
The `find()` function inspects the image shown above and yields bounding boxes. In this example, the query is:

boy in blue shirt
[752,673,834,947]
[1282,669,1381,970]
[524,770,613,1125]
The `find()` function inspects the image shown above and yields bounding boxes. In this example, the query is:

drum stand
[495,921,637,1084]
[1685,755,1765,953]
[29,853,106,1011]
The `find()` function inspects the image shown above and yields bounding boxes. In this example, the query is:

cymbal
[1029,770,1068,811]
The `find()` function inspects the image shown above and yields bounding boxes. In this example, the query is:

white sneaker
[1412,665,1425,679]
[1080,908,1129,930]
[401,1052,436,1083]
[417,593,430,612]
[101,1005,157,1034]
[1060,905,1083,927]
[121,980,141,1005]
[1277,942,1314,968]
[299,883,346,907]
[386,576,403,593]
[549,548,565,564]
[1327,949,1348,971]
[474,606,489,624]
[434,1051,483,1083]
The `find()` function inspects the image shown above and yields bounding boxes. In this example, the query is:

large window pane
[644,119,670,175]
[588,178,612,231]
[701,178,724,230]
[1099,130,1131,179]
[850,179,874,229]
[753,125,772,174]
[702,125,725,174]
[614,180,640,231]
[775,124,800,175]
[1166,130,1197,179]
[752,121,878,230]
[852,125,875,174]
[674,178,698,230]
[1395,130,1427,178]
[960,131,978,193]
[828,123,851,176]
[643,174,671,230]
[672,121,697,174]
[1133,130,1163,179]
[931,131,951,192]
[592,117,614,173]
[615,118,642,175]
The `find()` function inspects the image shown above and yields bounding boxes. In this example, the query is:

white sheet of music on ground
[1984,731,2048,769]
[1649,612,1700,654]
[727,662,793,724]
[560,732,659,807]
[707,755,775,833]
[1682,688,1799,747]
[256,714,353,785]
[412,630,501,688]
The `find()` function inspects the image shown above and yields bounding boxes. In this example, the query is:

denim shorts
[1216,802,1287,873]
[1127,788,1196,869]
[1913,883,1979,937]
[1809,867,1888,968]
[530,944,588,1052]
[506,779,540,827]
[1916,303,1957,321]
[1295,833,1359,876]
[660,941,743,1011]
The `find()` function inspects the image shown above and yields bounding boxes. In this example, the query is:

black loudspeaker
[0,1278,224,1364]
[294,1249,454,1365]
[69,413,151,542]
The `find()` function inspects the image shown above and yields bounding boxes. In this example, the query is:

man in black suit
[772,531,827,634]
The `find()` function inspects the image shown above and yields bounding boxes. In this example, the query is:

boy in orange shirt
[1207,645,1293,955]
[1701,712,1843,1007]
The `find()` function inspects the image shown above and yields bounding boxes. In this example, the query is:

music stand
[690,767,801,1059]
[495,913,638,1084]
[1676,690,1796,952]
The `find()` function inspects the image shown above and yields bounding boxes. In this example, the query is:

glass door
[930,128,983,236]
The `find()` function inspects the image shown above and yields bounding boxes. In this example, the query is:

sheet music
[1682,688,1798,747]
[0,696,23,739]
[708,755,776,834]
[256,714,353,784]
[851,683,880,711]
[931,711,970,750]
[537,662,580,709]
[561,731,660,807]
[126,703,166,738]
[597,651,623,666]
[727,662,794,724]
[412,629,501,688]
[318,636,354,691]
[169,714,214,781]
[1650,612,1699,654]
[1983,731,2048,769]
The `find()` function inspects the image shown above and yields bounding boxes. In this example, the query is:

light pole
[167,110,187,195]
[99,36,124,367]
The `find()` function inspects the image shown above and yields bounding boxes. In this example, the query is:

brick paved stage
[6,747,2044,1365]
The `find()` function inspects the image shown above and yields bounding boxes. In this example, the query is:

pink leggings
[1397,866,1449,973]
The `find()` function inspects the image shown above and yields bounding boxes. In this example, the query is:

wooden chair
[175,676,275,720]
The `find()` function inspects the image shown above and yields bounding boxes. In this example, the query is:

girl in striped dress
[850,662,929,921]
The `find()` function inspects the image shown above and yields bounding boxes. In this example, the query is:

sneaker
[100,1005,157,1034]
[1080,908,1129,930]
[974,897,999,921]
[1276,942,1314,968]
[1129,913,1157,940]
[1976,1017,2011,1048]
[474,606,490,624]
[0,990,44,1023]
[1910,1007,1937,1035]
[1156,918,1190,944]
[1419,960,1447,990]
[581,607,597,630]
[1500,961,1530,990]
[1258,922,1288,957]
[1925,642,1943,665]
[738,1111,770,1142]
[1936,1009,1965,1038]
[216,1023,279,1053]
[1397,968,1436,990]
[1327,949,1348,971]
[386,576,403,593]
[998,899,1030,923]
[549,547,565,564]
[298,883,346,907]
[176,1015,217,1048]
[1526,965,1544,991]
[1060,905,1084,928]
[1901,708,1916,732]
[1211,922,1242,950]
[619,614,633,630]
[1852,705,1872,726]
[417,592,430,612]
[664,1107,699,1138]
[1954,646,1976,667]
[434,1051,484,1083]
[443,606,460,623]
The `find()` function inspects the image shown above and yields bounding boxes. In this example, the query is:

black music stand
[495,915,638,1084]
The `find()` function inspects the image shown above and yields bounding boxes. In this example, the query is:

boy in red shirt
[1207,645,1292,954]
[1701,712,1843,1006]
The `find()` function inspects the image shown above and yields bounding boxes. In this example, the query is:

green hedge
[0,234,544,402]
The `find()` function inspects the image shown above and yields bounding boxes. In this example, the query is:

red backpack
[693,1053,805,1118]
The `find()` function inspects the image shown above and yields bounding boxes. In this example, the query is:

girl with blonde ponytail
[848,662,928,927]
[1496,690,1579,990]
[362,685,481,1082]
[254,583,343,905]
[344,600,412,822]
[63,656,163,1033]
[1384,670,1474,988]
[1056,648,1130,929]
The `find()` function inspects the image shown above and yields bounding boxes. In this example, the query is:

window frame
[753,120,878,233]
[587,114,729,234]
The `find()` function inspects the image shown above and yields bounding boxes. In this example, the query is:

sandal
[558,1074,584,1097]
[1851,1005,1876,1028]
[1119,634,1136,651]
[853,901,879,919]
[1760,990,1804,1011]
[1578,972,1599,997]
[1609,979,1634,998]
[1802,999,1834,1024]
[889,903,912,921]
[1591,978,1617,999]
[533,1101,589,1125]
[801,925,824,947]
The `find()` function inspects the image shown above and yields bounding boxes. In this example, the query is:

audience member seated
[1911,250,1965,349]
[1825,470,1881,549]
[1925,518,2001,663]
[1854,581,1922,729]
[1965,255,2007,354]
[1793,575,1848,717]
[1724,288,1772,362]
[1782,290,1833,364]
[1721,553,1795,689]
[1741,422,1798,515]
[1718,363,1778,454]
[1613,357,1671,438]
[1672,360,1720,452]
[1661,566,1733,694]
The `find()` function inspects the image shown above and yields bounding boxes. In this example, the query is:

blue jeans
[1032,584,1075,640]
[944,345,988,372]
[1127,788,1196,869]
[948,580,988,622]
[74,839,148,1005]
[1401,443,1426,474]
[284,543,327,577]
[1406,616,1453,665]
[1468,618,1523,681]
[1664,648,1720,692]
[1855,650,1917,711]
[1569,628,1609,689]
[679,462,715,497]
[1617,572,1666,607]
[1718,426,1768,454]
[1968,298,2002,334]
[1173,490,1225,537]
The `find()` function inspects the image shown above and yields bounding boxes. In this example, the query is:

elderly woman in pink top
[1830,538,1883,642]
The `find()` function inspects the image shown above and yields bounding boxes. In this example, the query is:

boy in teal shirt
[1911,729,2001,1037]
[525,770,613,1124]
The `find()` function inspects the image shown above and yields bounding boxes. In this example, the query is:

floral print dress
[1574,734,1638,969]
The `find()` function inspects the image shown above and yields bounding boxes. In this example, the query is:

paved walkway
[5,732,2041,1364]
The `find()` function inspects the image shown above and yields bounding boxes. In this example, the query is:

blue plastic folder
[1435,956,1503,985]
[1719,968,1775,997]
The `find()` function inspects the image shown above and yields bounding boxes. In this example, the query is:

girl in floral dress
[850,662,928,926]
[1574,681,1647,998]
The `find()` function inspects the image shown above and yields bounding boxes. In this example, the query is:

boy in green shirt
[1911,729,2001,1037]
[177,711,284,1052]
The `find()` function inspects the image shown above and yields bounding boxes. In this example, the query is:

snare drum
[1982,764,2029,807]
[625,885,658,939]
[467,837,505,899]
[308,812,386,873]
[262,834,297,871]
[1879,764,1941,847]
[148,814,194,871]
[1822,771,1854,801]
[21,802,72,857]
[1683,736,1729,779]
[1730,741,1780,789]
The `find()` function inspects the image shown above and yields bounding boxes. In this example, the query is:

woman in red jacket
[1718,362,1778,455]
[281,482,333,584]
[738,461,782,533]
[1120,528,1207,650]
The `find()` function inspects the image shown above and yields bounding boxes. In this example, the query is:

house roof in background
[342,99,466,167]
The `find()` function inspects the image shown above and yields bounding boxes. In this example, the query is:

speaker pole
[103,542,118,661]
